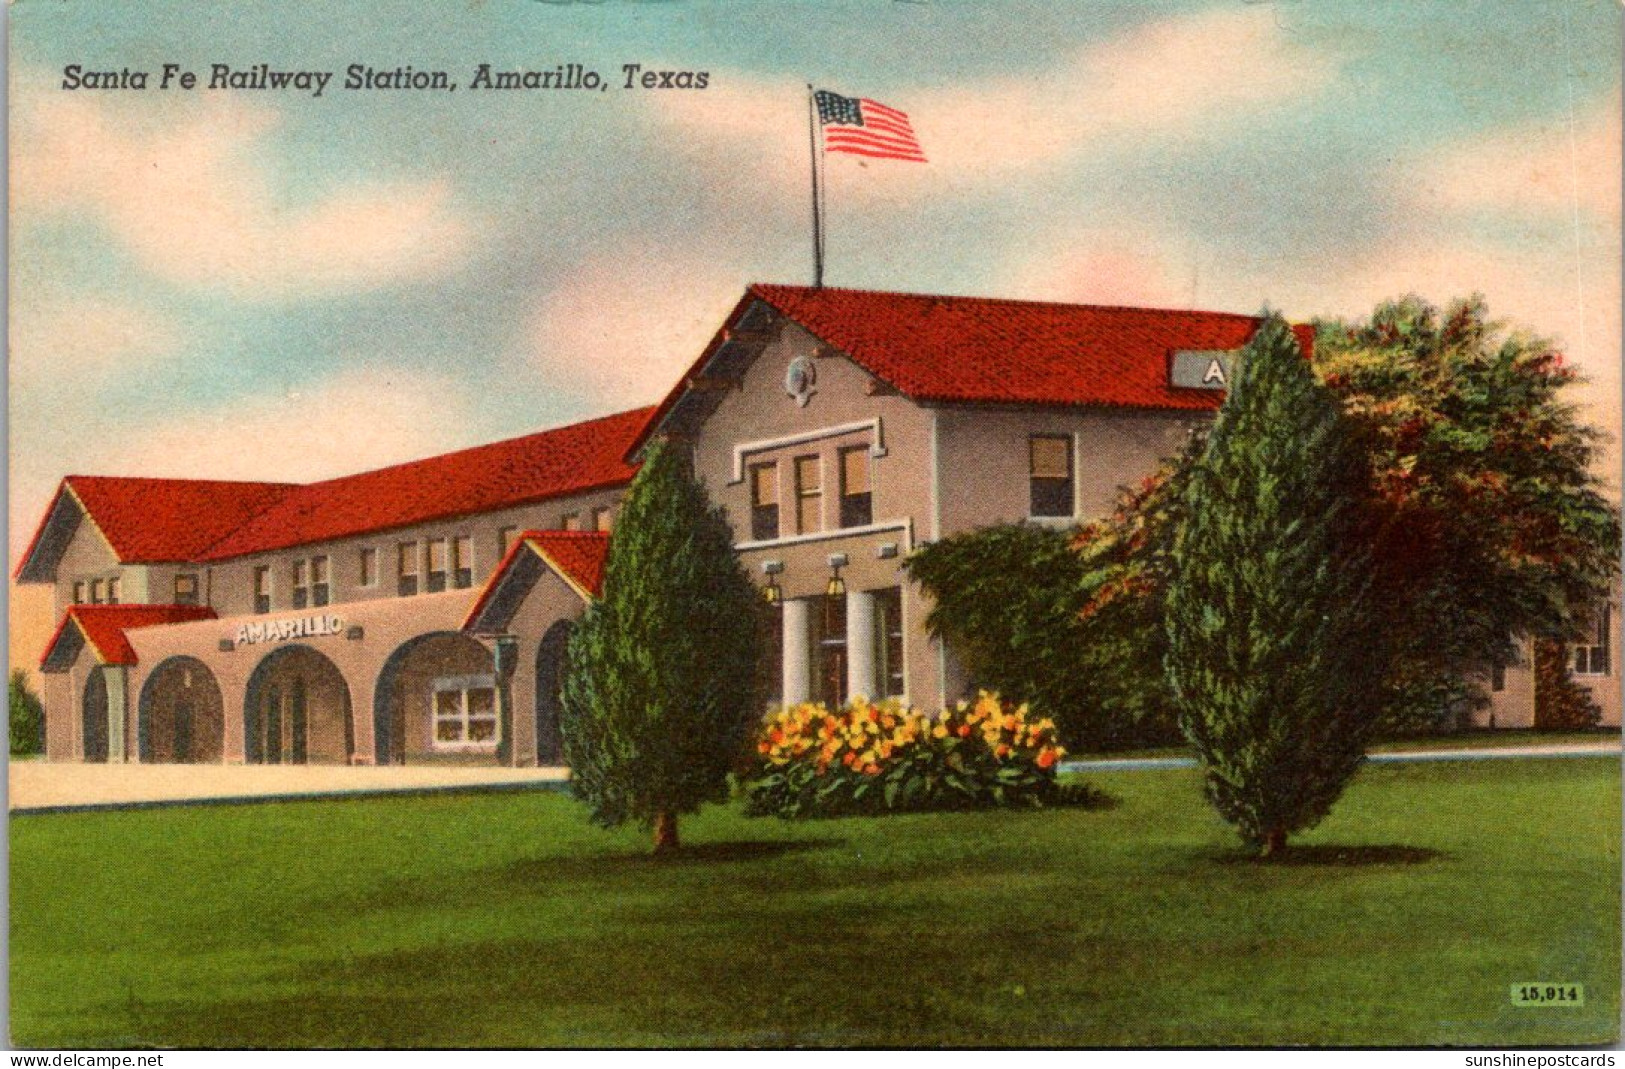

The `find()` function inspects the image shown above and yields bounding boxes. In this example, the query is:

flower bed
[742,691,1077,818]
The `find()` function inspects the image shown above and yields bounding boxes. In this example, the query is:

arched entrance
[81,667,110,763]
[374,632,496,765]
[534,620,574,765]
[243,646,354,765]
[139,656,225,763]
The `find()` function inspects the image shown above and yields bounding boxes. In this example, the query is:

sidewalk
[8,761,569,814]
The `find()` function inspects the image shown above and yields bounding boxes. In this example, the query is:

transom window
[1574,605,1612,677]
[750,462,780,541]
[839,446,873,528]
[1029,434,1075,518]
[795,455,823,534]
[432,676,499,749]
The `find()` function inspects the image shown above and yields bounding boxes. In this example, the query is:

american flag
[815,90,927,163]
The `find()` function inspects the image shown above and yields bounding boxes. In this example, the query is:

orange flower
[842,751,857,767]
[957,724,972,738]
[1036,750,1057,770]
[995,744,1011,759]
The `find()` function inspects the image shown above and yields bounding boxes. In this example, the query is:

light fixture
[763,578,782,605]
[826,555,847,598]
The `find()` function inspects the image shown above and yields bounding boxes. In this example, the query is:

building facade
[19,285,1618,766]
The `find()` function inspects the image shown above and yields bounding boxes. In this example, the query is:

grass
[10,758,1619,1048]
[1081,728,1619,762]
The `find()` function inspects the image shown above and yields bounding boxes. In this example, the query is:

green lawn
[10,758,1619,1048]
[1082,729,1619,762]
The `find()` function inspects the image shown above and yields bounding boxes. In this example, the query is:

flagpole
[806,83,824,289]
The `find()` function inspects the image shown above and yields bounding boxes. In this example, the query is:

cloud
[9,295,182,386]
[11,91,476,300]
[1004,225,1193,308]
[1411,89,1622,223]
[8,368,486,567]
[648,7,1339,199]
[520,248,751,409]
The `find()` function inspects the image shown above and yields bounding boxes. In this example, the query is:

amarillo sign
[233,614,345,647]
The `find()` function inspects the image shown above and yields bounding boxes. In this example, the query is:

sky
[8,0,1622,620]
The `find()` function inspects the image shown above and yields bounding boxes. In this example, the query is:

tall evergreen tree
[559,439,764,853]
[10,670,44,757]
[1164,313,1383,857]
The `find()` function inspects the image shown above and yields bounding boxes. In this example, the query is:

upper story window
[174,573,199,606]
[749,462,780,541]
[453,536,474,589]
[90,579,105,605]
[561,512,582,532]
[253,566,272,614]
[795,455,823,534]
[592,507,613,533]
[499,526,519,558]
[1574,604,1612,677]
[72,580,86,604]
[427,539,448,593]
[292,559,311,609]
[359,548,378,589]
[1029,434,1075,518]
[311,555,331,607]
[397,542,419,597]
[839,446,873,528]
[106,577,121,605]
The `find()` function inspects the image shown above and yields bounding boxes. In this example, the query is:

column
[782,598,812,706]
[106,667,128,763]
[846,589,877,702]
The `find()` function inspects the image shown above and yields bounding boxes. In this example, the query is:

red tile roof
[631,285,1315,455]
[462,530,608,632]
[199,408,653,560]
[29,477,296,570]
[42,604,219,669]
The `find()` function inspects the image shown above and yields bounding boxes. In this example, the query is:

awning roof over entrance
[462,531,609,634]
[41,604,219,672]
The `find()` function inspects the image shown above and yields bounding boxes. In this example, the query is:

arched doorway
[81,667,110,763]
[139,656,225,763]
[374,633,496,765]
[535,620,574,765]
[243,646,354,765]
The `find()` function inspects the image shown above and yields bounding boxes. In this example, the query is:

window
[561,512,582,532]
[1029,434,1074,518]
[72,580,86,605]
[1575,605,1612,676]
[432,676,499,749]
[499,526,519,557]
[397,542,419,597]
[426,539,448,593]
[749,462,780,541]
[1490,660,1506,693]
[359,548,378,588]
[839,446,873,528]
[874,587,905,699]
[795,455,823,534]
[292,559,310,609]
[106,577,121,605]
[453,536,473,589]
[254,566,272,614]
[593,507,613,533]
[90,579,104,605]
[311,556,331,607]
[174,573,199,606]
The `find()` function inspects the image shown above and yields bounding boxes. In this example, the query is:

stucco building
[18,285,1618,766]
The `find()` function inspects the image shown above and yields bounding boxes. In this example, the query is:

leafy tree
[10,670,44,757]
[1165,312,1384,857]
[1313,295,1619,730]
[558,439,764,853]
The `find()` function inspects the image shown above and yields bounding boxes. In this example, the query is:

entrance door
[82,670,110,763]
[263,686,283,764]
[173,700,194,762]
[289,680,308,765]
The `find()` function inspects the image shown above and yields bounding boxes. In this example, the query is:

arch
[138,656,225,764]
[81,667,110,763]
[373,632,496,766]
[534,620,574,766]
[243,645,354,765]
